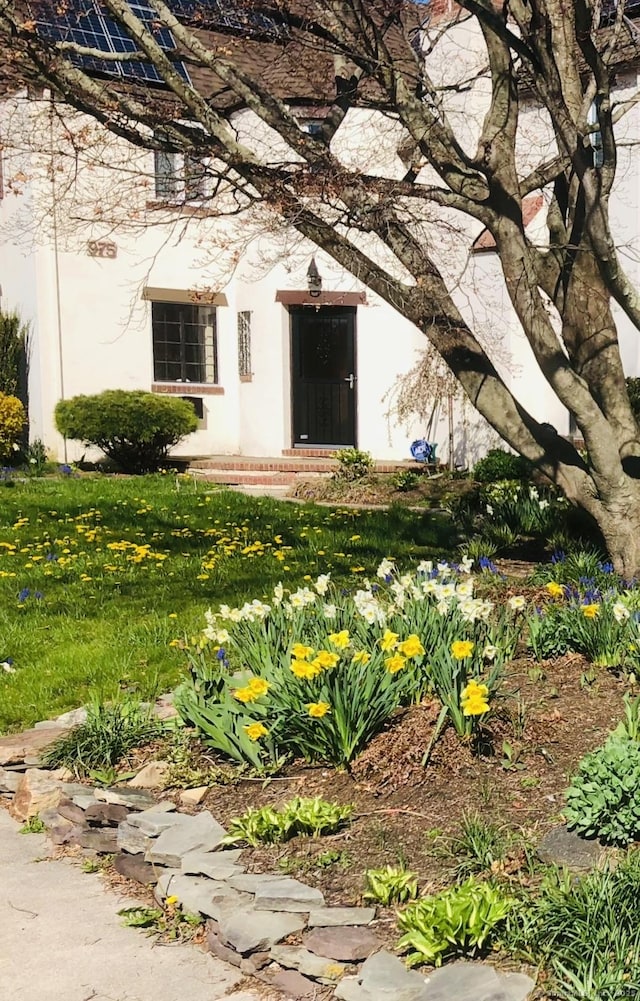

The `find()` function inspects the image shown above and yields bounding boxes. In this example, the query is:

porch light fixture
[307,257,322,297]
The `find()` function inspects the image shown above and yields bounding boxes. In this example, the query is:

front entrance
[291,306,357,447]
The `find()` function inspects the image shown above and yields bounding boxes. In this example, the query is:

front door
[291,306,356,447]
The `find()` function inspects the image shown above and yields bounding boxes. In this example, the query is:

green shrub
[397,877,513,967]
[0,392,26,461]
[332,448,373,481]
[42,697,166,776]
[363,865,419,905]
[565,735,640,845]
[54,390,198,473]
[222,796,353,846]
[0,309,29,398]
[392,469,420,492]
[473,449,531,483]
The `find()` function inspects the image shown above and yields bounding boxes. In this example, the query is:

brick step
[194,469,328,486]
[189,455,420,474]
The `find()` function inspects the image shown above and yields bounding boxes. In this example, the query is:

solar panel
[168,0,286,39]
[31,1,191,85]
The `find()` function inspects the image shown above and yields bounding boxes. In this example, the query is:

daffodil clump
[176,557,524,768]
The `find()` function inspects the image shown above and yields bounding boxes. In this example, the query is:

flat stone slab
[145,812,227,867]
[85,802,129,826]
[251,876,324,912]
[423,962,535,1001]
[0,767,20,793]
[305,926,383,962]
[0,726,68,766]
[113,853,158,886]
[335,951,430,1001]
[157,873,252,921]
[94,787,157,810]
[270,944,345,983]
[118,821,153,855]
[537,826,604,870]
[181,850,245,880]
[9,769,66,821]
[34,707,87,730]
[229,873,287,892]
[128,810,194,837]
[218,908,307,955]
[128,761,170,789]
[263,969,318,997]
[308,907,375,927]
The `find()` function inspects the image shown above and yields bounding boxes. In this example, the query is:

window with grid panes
[152,302,217,384]
[237,310,252,377]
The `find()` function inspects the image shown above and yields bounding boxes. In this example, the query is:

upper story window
[152,301,218,384]
[153,141,208,202]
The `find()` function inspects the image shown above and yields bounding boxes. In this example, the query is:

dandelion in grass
[290,659,322,679]
[582,603,600,618]
[385,653,407,674]
[461,679,490,716]
[380,629,399,651]
[508,596,526,611]
[451,640,474,660]
[546,581,564,599]
[399,634,425,658]
[352,650,371,665]
[292,642,314,660]
[328,630,350,649]
[244,722,268,741]
[307,702,331,718]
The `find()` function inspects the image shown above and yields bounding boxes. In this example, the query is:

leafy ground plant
[397,877,513,967]
[222,796,353,846]
[565,734,640,845]
[42,697,165,776]
[363,865,419,906]
[438,812,511,881]
[19,815,46,834]
[503,854,640,1001]
[118,899,202,943]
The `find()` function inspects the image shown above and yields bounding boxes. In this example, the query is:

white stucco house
[0,1,639,468]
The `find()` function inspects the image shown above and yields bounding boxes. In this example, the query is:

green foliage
[460,538,498,565]
[0,310,28,399]
[332,448,373,482]
[0,392,27,462]
[397,877,513,967]
[525,603,575,660]
[565,733,640,845]
[19,815,46,834]
[441,812,510,880]
[392,469,420,492]
[54,390,198,473]
[222,796,353,846]
[473,449,531,483]
[42,696,165,776]
[118,903,202,942]
[504,854,640,1001]
[363,865,419,906]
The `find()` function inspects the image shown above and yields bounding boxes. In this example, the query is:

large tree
[3,0,640,570]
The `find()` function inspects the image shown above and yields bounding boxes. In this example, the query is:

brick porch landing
[187,454,424,486]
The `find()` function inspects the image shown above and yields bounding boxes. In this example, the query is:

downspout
[49,94,67,462]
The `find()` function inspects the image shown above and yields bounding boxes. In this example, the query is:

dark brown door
[291,306,356,447]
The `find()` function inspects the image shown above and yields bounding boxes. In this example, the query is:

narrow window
[154,148,179,199]
[152,302,217,384]
[237,310,252,377]
[184,153,207,201]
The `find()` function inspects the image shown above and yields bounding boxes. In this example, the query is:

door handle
[345,373,355,390]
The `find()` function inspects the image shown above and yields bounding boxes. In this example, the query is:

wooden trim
[276,290,366,306]
[239,374,253,383]
[143,287,228,306]
[152,383,224,396]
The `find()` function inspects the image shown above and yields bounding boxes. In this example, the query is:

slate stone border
[0,707,536,1001]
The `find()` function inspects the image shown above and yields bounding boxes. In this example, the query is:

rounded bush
[0,392,26,462]
[54,390,198,473]
[473,448,531,483]
[565,736,640,846]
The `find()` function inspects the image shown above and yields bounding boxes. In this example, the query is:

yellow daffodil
[582,603,600,618]
[233,686,256,703]
[314,650,340,669]
[380,629,399,651]
[290,659,322,679]
[451,640,474,659]
[292,642,314,660]
[307,701,331,718]
[328,630,350,649]
[461,679,490,716]
[546,581,564,599]
[399,634,425,658]
[247,677,270,697]
[244,722,268,741]
[461,694,490,716]
[461,679,489,700]
[385,653,407,674]
[352,650,371,665]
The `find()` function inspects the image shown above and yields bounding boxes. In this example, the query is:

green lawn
[0,473,456,733]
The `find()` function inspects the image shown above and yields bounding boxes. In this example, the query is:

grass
[0,472,456,733]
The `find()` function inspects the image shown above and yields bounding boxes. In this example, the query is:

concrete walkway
[0,809,263,1001]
